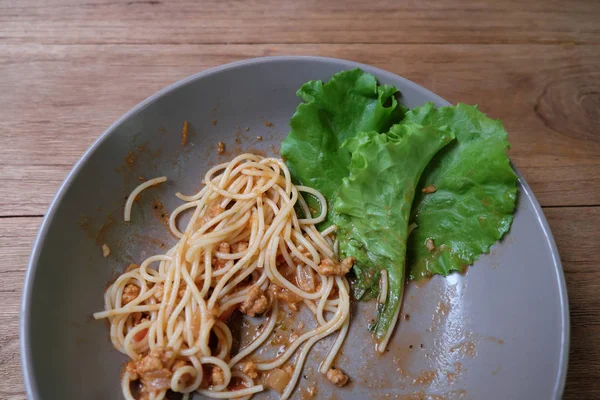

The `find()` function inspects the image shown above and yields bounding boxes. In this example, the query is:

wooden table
[1,0,598,398]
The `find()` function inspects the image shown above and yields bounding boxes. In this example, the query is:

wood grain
[1,0,599,398]
[0,217,38,400]
[0,43,599,216]
[0,0,599,45]
[546,207,600,399]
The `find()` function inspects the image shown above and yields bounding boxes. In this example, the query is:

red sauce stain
[123,144,149,168]
[80,214,118,257]
[95,215,115,245]
[136,234,167,250]
[124,151,136,167]
[454,362,463,375]
[217,132,276,159]
[449,341,477,359]
[446,371,457,383]
[246,147,267,157]
[234,125,250,142]
[79,215,94,239]
[298,384,317,399]
[430,300,451,331]
[151,198,170,226]
[117,142,165,184]
[412,370,437,386]
[484,336,504,345]
[226,377,250,392]
[390,389,467,400]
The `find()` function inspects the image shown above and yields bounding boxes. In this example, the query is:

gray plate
[21,57,569,400]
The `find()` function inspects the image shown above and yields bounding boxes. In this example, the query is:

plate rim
[20,55,570,399]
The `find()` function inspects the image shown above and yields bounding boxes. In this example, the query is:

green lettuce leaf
[281,69,405,226]
[334,124,454,342]
[404,103,518,279]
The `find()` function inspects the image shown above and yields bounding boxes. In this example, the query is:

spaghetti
[124,176,168,222]
[94,153,352,400]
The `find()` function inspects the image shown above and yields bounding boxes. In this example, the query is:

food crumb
[404,313,411,320]
[447,372,457,382]
[124,151,136,167]
[326,367,349,387]
[245,127,250,131]
[413,370,436,386]
[102,244,110,257]
[422,184,437,193]
[264,120,273,127]
[212,119,217,126]
[257,136,263,140]
[426,238,436,252]
[217,141,225,155]
[241,361,259,379]
[181,120,189,146]
[137,176,146,182]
